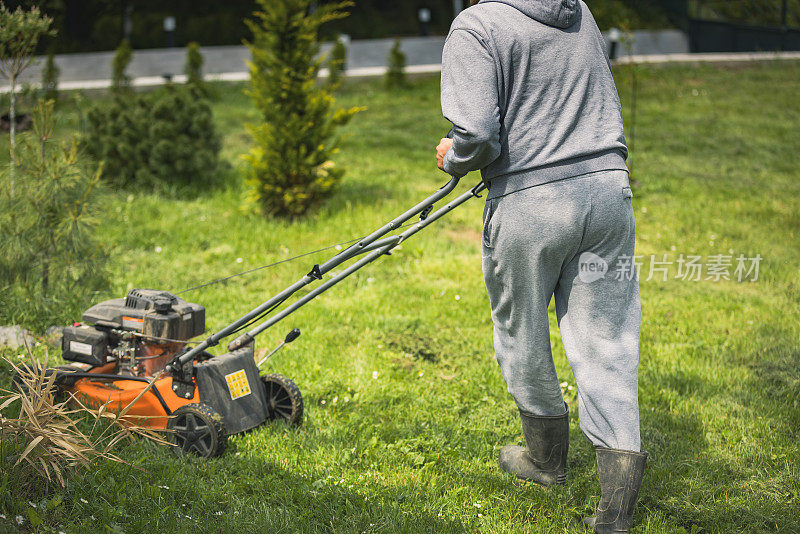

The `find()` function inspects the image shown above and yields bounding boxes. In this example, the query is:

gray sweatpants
[482,169,641,452]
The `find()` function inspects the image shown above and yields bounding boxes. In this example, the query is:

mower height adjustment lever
[257,328,301,368]
[284,328,301,343]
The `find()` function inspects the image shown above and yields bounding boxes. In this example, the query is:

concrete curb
[614,50,800,65]
[0,63,445,92]
[2,52,799,94]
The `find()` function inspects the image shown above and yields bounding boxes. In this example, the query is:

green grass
[2,61,800,533]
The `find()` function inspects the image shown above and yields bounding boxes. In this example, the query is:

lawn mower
[21,176,485,458]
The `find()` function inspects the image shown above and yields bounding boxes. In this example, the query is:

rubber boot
[498,405,569,486]
[583,448,648,533]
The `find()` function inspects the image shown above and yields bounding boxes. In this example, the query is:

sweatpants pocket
[482,198,496,249]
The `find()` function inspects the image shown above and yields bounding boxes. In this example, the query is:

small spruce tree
[111,39,133,93]
[71,91,87,133]
[328,35,347,87]
[385,39,407,89]
[244,0,362,217]
[0,99,108,330]
[184,41,207,94]
[42,49,59,103]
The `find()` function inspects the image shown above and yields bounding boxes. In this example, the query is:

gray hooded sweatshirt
[441,0,628,196]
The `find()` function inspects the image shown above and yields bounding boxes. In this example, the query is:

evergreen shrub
[244,0,362,218]
[84,85,221,189]
[0,100,108,330]
[385,39,407,89]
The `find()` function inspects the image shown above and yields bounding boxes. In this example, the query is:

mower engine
[61,289,205,377]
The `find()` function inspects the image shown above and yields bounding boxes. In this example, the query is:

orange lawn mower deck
[62,362,194,430]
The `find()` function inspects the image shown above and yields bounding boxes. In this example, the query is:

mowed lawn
[1,60,799,533]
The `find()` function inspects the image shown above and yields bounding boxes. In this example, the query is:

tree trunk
[42,257,49,296]
[9,73,16,198]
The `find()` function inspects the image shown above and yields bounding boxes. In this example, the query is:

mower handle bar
[168,175,485,371]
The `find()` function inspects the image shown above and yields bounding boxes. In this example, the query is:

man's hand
[436,138,453,171]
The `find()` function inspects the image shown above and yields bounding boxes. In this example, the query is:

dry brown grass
[0,353,169,495]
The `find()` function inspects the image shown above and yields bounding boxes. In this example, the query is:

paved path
[1,36,447,92]
[1,32,798,93]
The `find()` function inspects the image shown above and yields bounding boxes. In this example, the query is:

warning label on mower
[69,341,94,356]
[225,369,252,400]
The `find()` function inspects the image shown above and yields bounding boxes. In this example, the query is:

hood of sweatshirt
[479,0,580,29]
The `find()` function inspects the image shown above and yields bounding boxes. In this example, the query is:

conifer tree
[42,49,59,103]
[0,3,54,192]
[0,100,108,329]
[244,0,362,217]
[111,39,132,93]
[184,41,206,94]
[385,39,407,89]
[328,35,347,87]
[85,86,220,189]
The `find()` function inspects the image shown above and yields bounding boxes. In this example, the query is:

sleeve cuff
[442,148,467,178]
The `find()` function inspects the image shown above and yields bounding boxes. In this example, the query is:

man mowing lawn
[436,0,646,532]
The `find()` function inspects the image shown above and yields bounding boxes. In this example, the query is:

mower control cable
[175,222,420,296]
[166,177,485,373]
[226,295,290,337]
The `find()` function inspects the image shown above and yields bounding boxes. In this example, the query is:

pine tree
[84,86,221,189]
[111,39,133,93]
[42,49,59,103]
[0,4,54,193]
[0,100,108,330]
[385,39,407,89]
[244,0,362,217]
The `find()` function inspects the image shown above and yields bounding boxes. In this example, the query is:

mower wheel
[196,350,214,362]
[261,374,303,426]
[53,365,85,387]
[11,363,55,396]
[168,403,227,458]
[10,367,31,393]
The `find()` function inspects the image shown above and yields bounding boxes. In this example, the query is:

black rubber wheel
[53,365,85,387]
[167,403,227,458]
[10,367,30,393]
[194,350,214,362]
[261,374,303,426]
[11,363,54,395]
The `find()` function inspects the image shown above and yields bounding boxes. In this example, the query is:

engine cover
[82,289,205,341]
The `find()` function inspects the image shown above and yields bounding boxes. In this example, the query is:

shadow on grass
[640,325,800,532]
[173,447,471,533]
[143,160,237,201]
